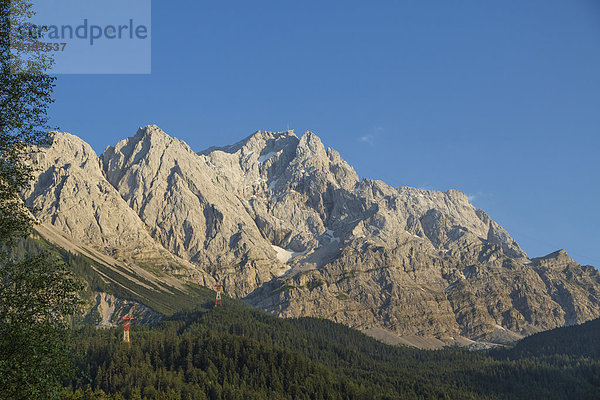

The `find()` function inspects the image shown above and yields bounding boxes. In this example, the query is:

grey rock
[24,126,600,345]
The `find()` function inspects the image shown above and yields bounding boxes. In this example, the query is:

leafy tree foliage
[0,1,81,399]
[0,0,54,242]
[0,254,81,399]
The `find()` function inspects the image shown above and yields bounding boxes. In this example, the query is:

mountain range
[22,125,600,347]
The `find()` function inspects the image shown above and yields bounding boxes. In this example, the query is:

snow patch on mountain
[258,151,277,163]
[271,245,309,264]
[324,228,340,243]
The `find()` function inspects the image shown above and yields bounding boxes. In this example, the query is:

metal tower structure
[120,314,134,349]
[215,283,223,307]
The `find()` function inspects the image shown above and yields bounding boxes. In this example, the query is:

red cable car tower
[215,283,223,307]
[120,314,134,349]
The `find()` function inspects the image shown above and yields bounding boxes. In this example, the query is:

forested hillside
[5,235,599,399]
[3,234,211,316]
[499,317,600,360]
[63,298,600,399]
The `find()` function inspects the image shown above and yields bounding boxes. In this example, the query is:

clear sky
[46,1,600,266]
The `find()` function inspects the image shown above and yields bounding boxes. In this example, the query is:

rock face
[24,126,600,344]
[102,126,284,296]
[23,132,197,273]
[84,292,163,328]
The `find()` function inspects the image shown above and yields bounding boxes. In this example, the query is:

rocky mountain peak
[445,189,470,203]
[260,129,297,140]
[296,130,327,157]
[532,249,577,269]
[138,124,170,138]
[22,130,196,267]
[23,126,600,345]
[544,249,570,259]
[108,125,191,156]
[33,131,103,177]
[199,129,298,157]
[109,125,181,155]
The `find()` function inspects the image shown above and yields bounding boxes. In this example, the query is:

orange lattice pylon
[215,283,223,307]
[120,314,134,349]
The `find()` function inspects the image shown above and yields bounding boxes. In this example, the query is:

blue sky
[47,1,600,265]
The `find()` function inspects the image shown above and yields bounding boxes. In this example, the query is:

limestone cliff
[24,126,600,345]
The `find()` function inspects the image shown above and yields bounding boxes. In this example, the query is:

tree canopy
[0,2,81,399]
